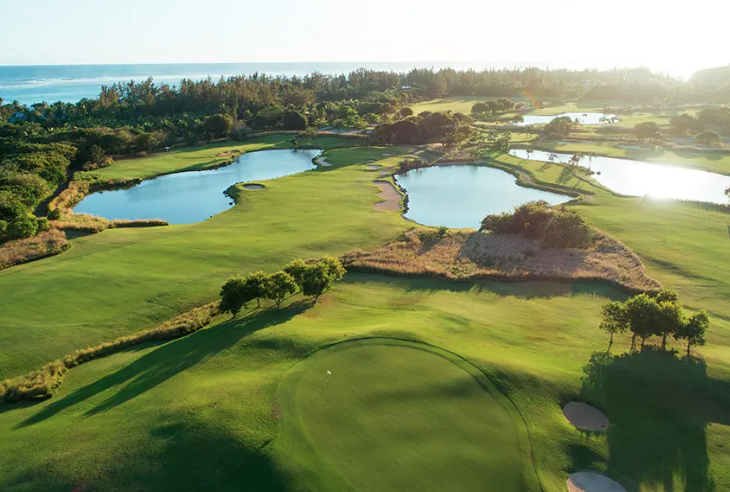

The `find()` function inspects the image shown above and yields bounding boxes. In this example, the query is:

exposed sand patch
[616,144,652,150]
[382,153,394,156]
[365,164,383,170]
[563,402,609,431]
[343,229,660,291]
[568,472,627,492]
[365,159,377,163]
[373,181,401,211]
[242,183,265,190]
[216,151,239,157]
[317,156,332,167]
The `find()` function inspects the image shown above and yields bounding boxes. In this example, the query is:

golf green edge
[273,338,542,492]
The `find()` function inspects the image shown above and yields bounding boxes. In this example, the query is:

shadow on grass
[344,273,626,301]
[17,303,310,428]
[578,347,730,491]
[7,426,291,492]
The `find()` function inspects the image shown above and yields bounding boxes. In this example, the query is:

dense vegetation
[480,200,594,249]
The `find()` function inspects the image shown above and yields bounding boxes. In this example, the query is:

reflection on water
[518,112,617,126]
[509,149,730,203]
[397,165,571,229]
[74,149,322,224]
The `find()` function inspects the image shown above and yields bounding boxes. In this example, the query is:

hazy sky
[1,0,727,75]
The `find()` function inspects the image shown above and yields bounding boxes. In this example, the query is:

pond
[509,149,730,203]
[74,149,322,224]
[518,112,617,126]
[396,165,572,229]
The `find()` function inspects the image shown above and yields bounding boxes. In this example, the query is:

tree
[472,102,489,115]
[301,256,346,302]
[219,276,247,317]
[695,130,721,146]
[654,294,684,349]
[265,271,298,309]
[675,311,709,356]
[282,110,308,131]
[398,107,414,119]
[284,258,309,291]
[510,115,524,125]
[634,122,660,141]
[600,301,628,345]
[203,114,234,139]
[625,293,660,350]
[544,116,573,137]
[245,271,269,308]
[669,114,704,135]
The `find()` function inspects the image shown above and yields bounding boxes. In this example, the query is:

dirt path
[317,156,332,167]
[373,181,401,211]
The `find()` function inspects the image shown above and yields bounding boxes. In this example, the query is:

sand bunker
[616,144,651,150]
[373,181,401,211]
[242,183,265,190]
[568,472,627,492]
[563,402,609,431]
[216,151,239,157]
[556,140,591,145]
[365,159,376,163]
[317,156,333,167]
[382,153,393,156]
[365,164,382,170]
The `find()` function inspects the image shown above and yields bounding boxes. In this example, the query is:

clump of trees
[374,111,473,146]
[600,290,710,356]
[670,113,705,135]
[634,122,661,140]
[695,130,722,146]
[480,200,594,249]
[471,99,516,119]
[219,256,346,317]
[544,116,574,137]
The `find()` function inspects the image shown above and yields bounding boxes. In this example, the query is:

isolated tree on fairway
[245,271,268,308]
[265,272,298,309]
[675,311,709,356]
[695,130,721,146]
[301,256,346,302]
[284,258,309,291]
[220,276,247,317]
[600,301,628,345]
[544,116,573,137]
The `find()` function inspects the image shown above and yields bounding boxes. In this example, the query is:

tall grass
[0,230,70,270]
[0,302,219,402]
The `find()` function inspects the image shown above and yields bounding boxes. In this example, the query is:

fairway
[280,339,533,492]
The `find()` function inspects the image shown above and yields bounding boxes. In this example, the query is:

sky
[1,0,728,76]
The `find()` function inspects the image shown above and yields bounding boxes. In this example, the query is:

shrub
[0,220,7,237]
[48,208,62,220]
[634,121,660,140]
[695,130,721,146]
[7,216,38,240]
[282,110,308,131]
[480,201,594,249]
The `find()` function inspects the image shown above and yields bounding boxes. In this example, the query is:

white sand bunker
[568,472,627,492]
[381,153,393,156]
[563,402,609,431]
[365,164,382,170]
[242,183,264,190]
[317,156,332,167]
[616,144,651,150]
[373,181,401,211]
[365,159,376,163]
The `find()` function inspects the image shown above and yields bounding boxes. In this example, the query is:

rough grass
[344,228,660,293]
[0,302,219,402]
[0,230,70,271]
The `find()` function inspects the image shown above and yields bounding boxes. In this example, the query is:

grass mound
[277,338,538,492]
[344,228,660,292]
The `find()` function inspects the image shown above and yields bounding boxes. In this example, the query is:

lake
[74,149,322,224]
[396,165,572,228]
[509,149,730,203]
[518,112,617,126]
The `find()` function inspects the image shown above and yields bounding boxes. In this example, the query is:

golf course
[2,72,730,492]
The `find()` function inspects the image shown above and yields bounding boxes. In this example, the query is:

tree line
[219,257,346,316]
[600,290,709,356]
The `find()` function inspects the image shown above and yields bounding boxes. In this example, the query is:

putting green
[276,339,538,492]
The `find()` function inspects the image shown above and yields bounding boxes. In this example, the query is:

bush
[203,114,234,139]
[48,208,62,220]
[695,130,721,146]
[480,201,594,249]
[7,216,38,240]
[282,110,308,131]
[634,122,660,140]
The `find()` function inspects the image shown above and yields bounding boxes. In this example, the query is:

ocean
[0,62,513,106]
